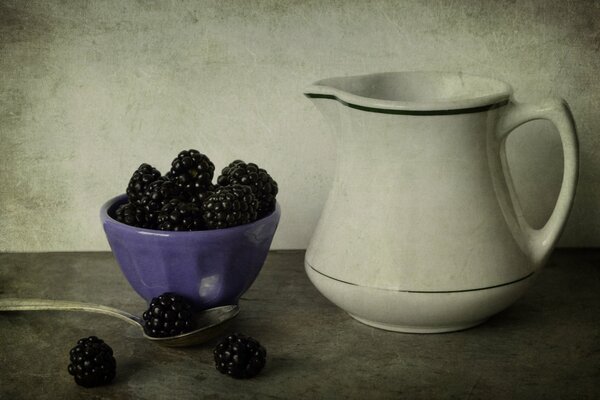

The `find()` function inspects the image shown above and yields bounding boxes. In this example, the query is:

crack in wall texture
[0,0,599,251]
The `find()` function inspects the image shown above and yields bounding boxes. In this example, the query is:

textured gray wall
[1,0,599,251]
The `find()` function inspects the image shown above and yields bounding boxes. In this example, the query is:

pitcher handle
[495,99,579,266]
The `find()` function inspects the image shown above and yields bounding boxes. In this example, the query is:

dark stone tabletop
[0,250,599,399]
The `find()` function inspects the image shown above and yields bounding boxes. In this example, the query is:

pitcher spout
[304,71,512,114]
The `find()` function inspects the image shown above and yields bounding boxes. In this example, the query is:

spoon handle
[0,298,144,327]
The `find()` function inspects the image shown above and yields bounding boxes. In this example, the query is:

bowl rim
[100,193,281,237]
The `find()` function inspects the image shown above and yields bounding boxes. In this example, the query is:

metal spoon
[0,298,239,347]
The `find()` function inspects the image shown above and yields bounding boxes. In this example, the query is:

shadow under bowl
[100,194,280,309]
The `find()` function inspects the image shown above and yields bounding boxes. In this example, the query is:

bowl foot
[348,313,488,334]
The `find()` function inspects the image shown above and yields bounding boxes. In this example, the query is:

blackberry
[157,198,202,231]
[126,163,161,206]
[142,292,195,338]
[114,202,153,228]
[167,149,215,193]
[180,183,217,206]
[217,161,278,217]
[214,333,266,379]
[201,184,258,229]
[140,178,182,223]
[220,159,246,174]
[67,336,116,388]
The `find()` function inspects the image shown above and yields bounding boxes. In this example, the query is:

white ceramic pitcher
[304,71,578,333]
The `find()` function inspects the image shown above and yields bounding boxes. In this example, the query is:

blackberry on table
[126,163,161,206]
[214,333,266,379]
[201,184,258,229]
[157,198,202,231]
[67,336,116,388]
[115,202,153,229]
[140,178,182,223]
[217,161,278,217]
[167,149,215,193]
[142,292,195,338]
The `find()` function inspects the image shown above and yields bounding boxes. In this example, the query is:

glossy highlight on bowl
[100,194,280,309]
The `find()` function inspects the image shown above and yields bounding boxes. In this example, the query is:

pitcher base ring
[306,262,535,334]
[348,314,488,334]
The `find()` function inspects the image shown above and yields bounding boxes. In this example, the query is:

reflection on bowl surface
[100,194,280,309]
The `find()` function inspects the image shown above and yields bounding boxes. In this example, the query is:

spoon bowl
[0,298,239,347]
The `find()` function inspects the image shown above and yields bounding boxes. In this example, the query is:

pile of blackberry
[113,149,278,231]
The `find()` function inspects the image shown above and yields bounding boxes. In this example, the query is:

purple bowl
[100,194,280,309]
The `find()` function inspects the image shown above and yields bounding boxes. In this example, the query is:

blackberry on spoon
[142,292,195,338]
